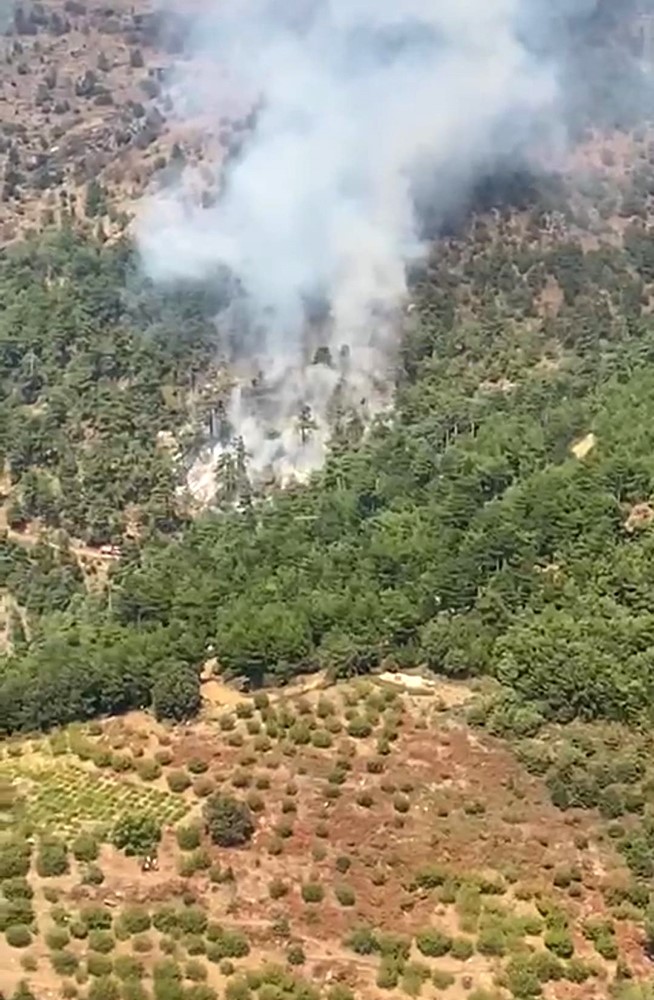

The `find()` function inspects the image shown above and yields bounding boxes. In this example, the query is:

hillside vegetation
[1,139,654,731]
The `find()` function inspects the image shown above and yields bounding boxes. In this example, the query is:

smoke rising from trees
[136,0,629,498]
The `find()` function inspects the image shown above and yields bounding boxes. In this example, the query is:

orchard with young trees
[3,144,654,731]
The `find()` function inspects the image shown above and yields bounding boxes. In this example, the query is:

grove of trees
[3,146,654,731]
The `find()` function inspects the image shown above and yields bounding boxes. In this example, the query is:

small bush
[416,928,452,957]
[328,767,347,786]
[193,776,215,798]
[451,936,474,960]
[119,907,151,936]
[111,753,133,773]
[46,926,70,950]
[0,842,31,880]
[393,794,410,814]
[178,906,208,936]
[178,855,197,878]
[185,959,208,982]
[132,935,153,954]
[93,749,112,768]
[432,969,455,990]
[530,950,564,983]
[137,758,161,781]
[37,838,69,877]
[51,951,79,976]
[552,867,573,888]
[120,985,149,1000]
[81,905,112,930]
[245,791,264,813]
[463,799,486,816]
[311,730,333,749]
[315,697,334,717]
[231,769,250,789]
[188,758,209,775]
[208,863,223,883]
[2,878,33,901]
[176,825,202,851]
[356,790,374,808]
[565,958,592,983]
[191,847,211,871]
[376,958,399,990]
[205,930,250,960]
[301,882,324,904]
[519,914,544,937]
[153,957,182,982]
[113,956,143,981]
[72,832,99,863]
[183,934,206,956]
[476,924,506,957]
[152,905,180,935]
[88,930,115,954]
[346,925,377,955]
[82,864,105,886]
[544,927,574,959]
[70,921,88,940]
[286,943,305,966]
[276,819,294,839]
[6,925,32,948]
[347,717,372,739]
[269,878,288,900]
[335,885,355,907]
[0,897,34,929]
[290,722,311,745]
[401,962,430,997]
[88,976,120,1000]
[594,933,618,960]
[504,956,541,999]
[167,770,191,794]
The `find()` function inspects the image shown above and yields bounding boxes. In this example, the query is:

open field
[0,677,651,1000]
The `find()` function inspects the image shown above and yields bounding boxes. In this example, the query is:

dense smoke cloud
[136,0,619,500]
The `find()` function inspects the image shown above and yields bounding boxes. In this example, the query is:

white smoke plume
[137,0,566,500]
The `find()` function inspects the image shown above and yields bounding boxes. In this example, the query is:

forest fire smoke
[136,0,587,500]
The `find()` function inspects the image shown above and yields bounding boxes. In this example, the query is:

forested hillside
[3,136,654,732]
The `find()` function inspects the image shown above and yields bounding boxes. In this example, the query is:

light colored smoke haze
[137,0,562,500]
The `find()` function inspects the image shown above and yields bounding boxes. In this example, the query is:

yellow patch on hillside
[571,432,597,460]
